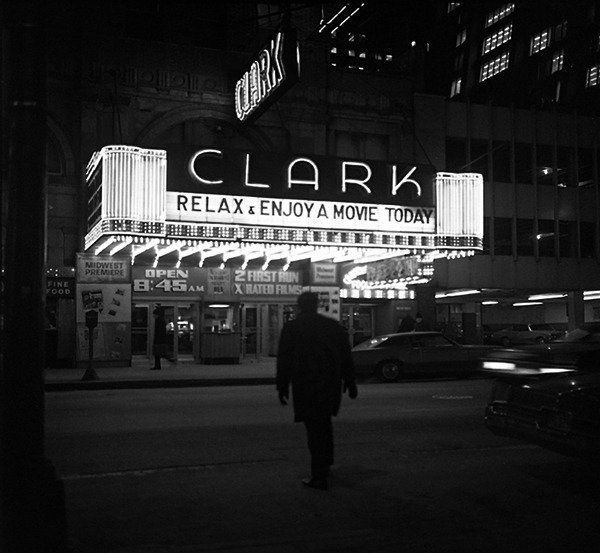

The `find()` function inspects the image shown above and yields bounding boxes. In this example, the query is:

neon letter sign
[188,149,223,185]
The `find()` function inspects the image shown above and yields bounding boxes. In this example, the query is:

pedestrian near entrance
[414,313,431,331]
[276,291,358,490]
[398,313,416,332]
[151,306,170,370]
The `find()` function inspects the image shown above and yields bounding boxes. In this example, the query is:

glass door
[341,304,374,347]
[136,302,199,362]
[241,303,296,358]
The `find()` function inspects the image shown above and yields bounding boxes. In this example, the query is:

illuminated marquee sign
[235,28,300,123]
[84,145,484,253]
[166,146,436,234]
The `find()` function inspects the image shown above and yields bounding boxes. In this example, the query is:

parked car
[485,371,600,458]
[351,331,496,382]
[481,322,600,378]
[490,323,565,346]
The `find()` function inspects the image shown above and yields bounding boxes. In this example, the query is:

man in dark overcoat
[276,291,358,490]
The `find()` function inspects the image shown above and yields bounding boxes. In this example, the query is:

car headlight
[483,361,516,371]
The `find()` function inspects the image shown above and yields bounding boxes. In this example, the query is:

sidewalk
[45,356,276,391]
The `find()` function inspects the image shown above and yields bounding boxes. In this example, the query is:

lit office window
[349,49,355,57]
[485,3,514,28]
[480,51,510,81]
[551,50,564,73]
[450,78,462,97]
[456,29,467,47]
[331,47,337,54]
[482,24,512,54]
[586,65,600,87]
[386,54,393,61]
[530,29,550,54]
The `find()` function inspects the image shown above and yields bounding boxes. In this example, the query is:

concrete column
[461,302,481,344]
[414,284,437,328]
[567,291,585,331]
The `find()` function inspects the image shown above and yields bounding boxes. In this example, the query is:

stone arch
[135,106,274,151]
[46,116,77,182]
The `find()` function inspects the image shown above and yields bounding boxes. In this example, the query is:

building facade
[3,2,600,367]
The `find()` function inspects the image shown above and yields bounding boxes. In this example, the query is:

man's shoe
[301,478,328,490]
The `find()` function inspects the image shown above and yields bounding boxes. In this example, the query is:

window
[456,29,466,47]
[445,137,466,171]
[537,219,556,257]
[470,139,488,179]
[493,141,511,182]
[551,50,564,73]
[586,65,600,87]
[514,143,532,184]
[482,24,512,54]
[485,3,514,28]
[517,219,535,257]
[494,217,512,256]
[480,51,510,81]
[558,221,574,257]
[554,21,567,42]
[454,52,465,71]
[530,29,550,54]
[450,78,462,97]
[580,222,596,258]
[578,148,594,187]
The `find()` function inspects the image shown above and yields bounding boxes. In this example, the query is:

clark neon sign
[235,28,299,123]
[172,147,433,206]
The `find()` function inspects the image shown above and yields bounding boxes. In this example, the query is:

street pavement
[44,356,277,391]
[45,380,600,553]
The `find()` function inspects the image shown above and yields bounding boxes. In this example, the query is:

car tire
[500,337,510,347]
[378,360,401,382]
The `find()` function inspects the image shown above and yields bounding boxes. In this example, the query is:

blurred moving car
[351,331,496,382]
[485,371,600,458]
[490,323,566,346]
[481,322,600,378]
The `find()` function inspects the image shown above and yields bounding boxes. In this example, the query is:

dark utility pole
[0,3,68,552]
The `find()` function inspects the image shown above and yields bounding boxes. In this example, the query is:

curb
[45,377,276,392]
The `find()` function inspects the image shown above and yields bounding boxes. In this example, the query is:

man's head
[297,291,319,313]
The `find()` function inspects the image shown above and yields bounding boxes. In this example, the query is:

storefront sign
[132,267,302,297]
[233,269,302,296]
[303,286,341,321]
[311,263,338,285]
[366,256,421,281]
[235,28,299,123]
[75,253,131,364]
[47,277,75,298]
[76,254,131,283]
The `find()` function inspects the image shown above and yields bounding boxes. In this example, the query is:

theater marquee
[83,145,483,270]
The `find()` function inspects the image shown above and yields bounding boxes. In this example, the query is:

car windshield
[563,324,600,343]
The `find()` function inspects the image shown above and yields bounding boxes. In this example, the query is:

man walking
[276,291,358,490]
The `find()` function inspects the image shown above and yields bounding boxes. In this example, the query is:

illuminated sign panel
[83,145,484,255]
[235,28,300,123]
[166,146,437,234]
[168,146,435,202]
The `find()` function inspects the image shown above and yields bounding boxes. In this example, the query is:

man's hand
[278,389,289,405]
[344,381,358,399]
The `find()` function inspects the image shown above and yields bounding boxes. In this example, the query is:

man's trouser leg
[303,414,333,480]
